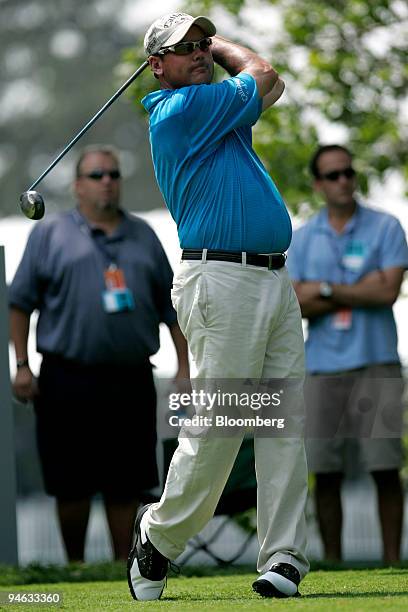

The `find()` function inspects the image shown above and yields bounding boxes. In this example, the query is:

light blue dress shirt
[287,203,408,373]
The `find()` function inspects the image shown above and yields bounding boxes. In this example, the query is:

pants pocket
[194,274,208,326]
[175,273,209,339]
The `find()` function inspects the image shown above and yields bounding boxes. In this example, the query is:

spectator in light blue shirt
[287,144,408,563]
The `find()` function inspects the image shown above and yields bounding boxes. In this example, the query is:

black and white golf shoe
[127,504,169,601]
[252,562,301,598]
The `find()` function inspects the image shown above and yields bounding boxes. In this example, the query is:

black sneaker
[127,504,169,601]
[252,562,301,598]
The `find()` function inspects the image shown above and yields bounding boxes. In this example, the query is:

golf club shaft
[28,60,149,191]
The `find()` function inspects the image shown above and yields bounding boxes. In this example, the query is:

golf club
[20,60,149,220]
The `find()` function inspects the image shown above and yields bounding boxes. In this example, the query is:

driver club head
[20,190,45,220]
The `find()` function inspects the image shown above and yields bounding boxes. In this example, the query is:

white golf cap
[144,12,216,56]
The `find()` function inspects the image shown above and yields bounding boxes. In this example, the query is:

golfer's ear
[149,55,163,78]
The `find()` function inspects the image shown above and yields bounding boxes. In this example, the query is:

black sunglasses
[319,167,356,182]
[80,169,121,181]
[158,37,212,56]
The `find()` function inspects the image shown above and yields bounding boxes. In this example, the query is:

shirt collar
[73,207,128,240]
[315,201,361,235]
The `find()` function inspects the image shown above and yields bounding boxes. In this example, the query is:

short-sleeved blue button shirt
[287,203,408,373]
[142,72,292,253]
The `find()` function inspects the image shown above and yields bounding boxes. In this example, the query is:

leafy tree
[120,0,407,211]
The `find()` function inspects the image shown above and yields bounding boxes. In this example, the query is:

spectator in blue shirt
[9,145,189,562]
[287,144,408,563]
[127,12,309,602]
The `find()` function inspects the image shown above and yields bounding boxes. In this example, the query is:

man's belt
[181,249,287,270]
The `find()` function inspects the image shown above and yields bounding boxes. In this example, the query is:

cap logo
[162,13,190,28]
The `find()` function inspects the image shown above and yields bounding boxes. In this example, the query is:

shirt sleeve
[378,216,408,270]
[8,224,46,313]
[182,72,262,153]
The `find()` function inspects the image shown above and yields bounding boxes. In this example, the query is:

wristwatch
[319,282,333,299]
[16,358,29,369]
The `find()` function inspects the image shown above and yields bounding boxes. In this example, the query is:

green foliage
[117,0,407,211]
[188,0,247,13]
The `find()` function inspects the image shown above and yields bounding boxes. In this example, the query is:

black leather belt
[181,249,286,270]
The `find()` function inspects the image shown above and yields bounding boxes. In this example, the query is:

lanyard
[71,209,122,267]
[324,210,359,283]
[326,232,354,283]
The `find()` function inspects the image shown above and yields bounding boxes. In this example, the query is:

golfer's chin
[190,66,213,85]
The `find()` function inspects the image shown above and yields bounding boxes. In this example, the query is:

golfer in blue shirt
[127,12,309,601]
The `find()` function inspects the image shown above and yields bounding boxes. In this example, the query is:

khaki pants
[145,260,309,578]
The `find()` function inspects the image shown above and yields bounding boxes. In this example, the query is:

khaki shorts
[304,364,404,473]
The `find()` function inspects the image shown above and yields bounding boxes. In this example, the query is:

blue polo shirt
[287,203,408,373]
[9,210,177,365]
[142,72,292,253]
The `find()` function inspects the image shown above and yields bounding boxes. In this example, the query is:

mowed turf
[2,569,408,611]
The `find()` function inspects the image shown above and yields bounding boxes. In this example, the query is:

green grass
[1,567,408,611]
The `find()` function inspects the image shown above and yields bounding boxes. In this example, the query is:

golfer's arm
[262,77,285,111]
[211,35,278,97]
[10,306,31,363]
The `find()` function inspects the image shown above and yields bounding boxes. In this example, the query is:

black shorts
[34,355,158,502]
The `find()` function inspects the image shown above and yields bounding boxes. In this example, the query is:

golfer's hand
[13,367,38,402]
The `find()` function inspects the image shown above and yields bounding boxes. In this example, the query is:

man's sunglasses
[80,169,121,181]
[158,37,212,56]
[319,167,356,182]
